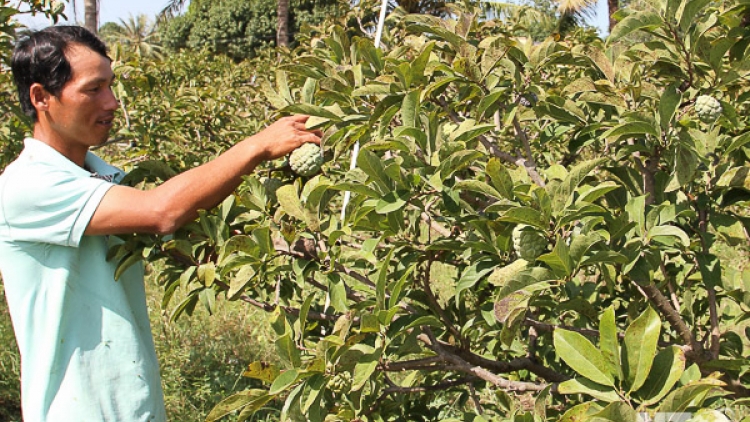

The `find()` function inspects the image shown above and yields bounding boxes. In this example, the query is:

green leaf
[270,369,300,395]
[358,149,391,192]
[455,260,495,301]
[115,253,142,281]
[678,0,712,32]
[554,329,615,387]
[205,389,273,422]
[656,381,723,414]
[243,361,281,384]
[647,225,690,248]
[451,122,496,144]
[659,84,682,130]
[552,157,606,213]
[590,401,638,422]
[559,402,602,422]
[558,377,619,402]
[623,306,661,392]
[725,133,750,156]
[697,253,721,289]
[375,190,410,214]
[602,121,660,140]
[537,240,573,278]
[599,307,621,381]
[486,158,515,199]
[636,346,686,406]
[376,247,395,310]
[401,89,420,128]
[281,103,342,121]
[276,333,301,368]
[666,146,698,193]
[498,207,547,230]
[455,179,504,200]
[352,347,381,391]
[717,167,750,191]
[276,185,306,222]
[607,11,664,44]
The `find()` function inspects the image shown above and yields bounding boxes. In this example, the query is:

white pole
[340,0,390,223]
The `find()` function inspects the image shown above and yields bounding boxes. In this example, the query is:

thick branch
[638,282,704,361]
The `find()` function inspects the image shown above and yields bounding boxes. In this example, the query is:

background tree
[159,0,344,60]
[99,14,163,59]
[84,0,98,33]
[277,0,290,47]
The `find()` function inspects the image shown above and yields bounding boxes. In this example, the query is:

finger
[285,114,310,123]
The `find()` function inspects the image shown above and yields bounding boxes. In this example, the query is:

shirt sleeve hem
[67,182,115,247]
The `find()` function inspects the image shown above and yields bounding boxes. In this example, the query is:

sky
[17,0,611,36]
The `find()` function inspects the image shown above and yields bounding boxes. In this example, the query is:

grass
[0,268,282,422]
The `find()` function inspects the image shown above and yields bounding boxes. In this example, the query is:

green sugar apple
[289,143,323,177]
[695,95,722,123]
[512,224,547,261]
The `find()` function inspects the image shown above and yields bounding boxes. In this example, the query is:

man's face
[44,43,118,149]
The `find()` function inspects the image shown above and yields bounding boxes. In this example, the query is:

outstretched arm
[85,115,321,236]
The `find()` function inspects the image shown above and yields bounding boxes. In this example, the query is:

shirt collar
[22,138,123,183]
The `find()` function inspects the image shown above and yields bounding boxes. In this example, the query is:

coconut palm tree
[99,14,163,59]
[83,0,98,33]
[277,0,290,47]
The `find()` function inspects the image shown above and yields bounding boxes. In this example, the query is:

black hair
[11,25,110,121]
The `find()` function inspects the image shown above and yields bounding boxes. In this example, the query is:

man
[0,25,321,421]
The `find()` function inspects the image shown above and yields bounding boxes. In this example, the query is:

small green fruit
[695,95,722,123]
[289,143,323,177]
[328,372,352,393]
[512,224,547,261]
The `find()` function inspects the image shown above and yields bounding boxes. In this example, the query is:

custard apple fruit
[512,224,547,261]
[695,95,722,123]
[289,143,323,177]
[261,177,284,203]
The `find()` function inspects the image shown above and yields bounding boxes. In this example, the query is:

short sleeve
[1,162,115,247]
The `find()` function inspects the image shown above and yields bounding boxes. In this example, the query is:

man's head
[11,26,119,157]
[12,25,110,121]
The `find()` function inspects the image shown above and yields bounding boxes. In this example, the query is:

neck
[33,125,88,168]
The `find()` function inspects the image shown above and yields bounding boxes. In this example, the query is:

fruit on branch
[512,224,547,261]
[328,372,352,394]
[695,95,722,123]
[289,143,323,177]
[518,92,538,108]
[261,177,284,203]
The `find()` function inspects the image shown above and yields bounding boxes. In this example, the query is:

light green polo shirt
[0,138,166,422]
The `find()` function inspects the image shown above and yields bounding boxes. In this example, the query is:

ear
[29,83,52,112]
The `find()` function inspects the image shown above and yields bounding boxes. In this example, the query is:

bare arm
[85,115,321,236]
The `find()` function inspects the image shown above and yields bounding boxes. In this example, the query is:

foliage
[159,0,346,61]
[101,0,750,420]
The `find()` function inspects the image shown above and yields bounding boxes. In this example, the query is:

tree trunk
[84,0,99,34]
[608,0,618,33]
[277,0,290,47]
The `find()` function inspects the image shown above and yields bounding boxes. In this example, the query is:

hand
[248,115,322,161]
